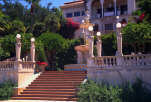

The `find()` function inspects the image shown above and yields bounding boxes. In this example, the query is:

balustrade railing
[0,61,15,71]
[21,61,35,69]
[0,61,36,71]
[94,56,117,68]
[94,54,151,68]
[123,54,151,66]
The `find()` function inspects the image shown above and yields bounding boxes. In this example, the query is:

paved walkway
[0,100,76,102]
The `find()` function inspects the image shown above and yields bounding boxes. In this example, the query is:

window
[82,11,85,16]
[105,24,114,30]
[66,13,73,18]
[74,11,80,17]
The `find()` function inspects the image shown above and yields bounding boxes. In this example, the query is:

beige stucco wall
[87,66,151,86]
[0,70,18,84]
[62,5,85,23]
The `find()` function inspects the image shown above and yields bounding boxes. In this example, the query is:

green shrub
[122,23,151,54]
[56,39,82,69]
[0,81,15,100]
[0,33,33,60]
[78,79,151,102]
[78,80,121,102]
[101,33,117,56]
[121,79,151,102]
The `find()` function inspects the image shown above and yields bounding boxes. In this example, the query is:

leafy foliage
[60,18,80,39]
[101,33,117,56]
[0,80,15,100]
[0,33,33,60]
[78,80,122,102]
[78,79,151,102]
[32,22,46,37]
[56,39,82,69]
[38,32,66,51]
[122,23,151,53]
[136,0,151,22]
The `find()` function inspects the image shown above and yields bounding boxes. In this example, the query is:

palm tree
[25,0,41,14]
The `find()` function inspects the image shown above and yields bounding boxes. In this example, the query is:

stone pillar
[114,0,117,16]
[100,0,104,18]
[16,34,21,61]
[97,40,102,57]
[77,51,82,64]
[128,0,136,15]
[30,38,35,62]
[88,36,94,57]
[87,1,92,19]
[116,32,123,56]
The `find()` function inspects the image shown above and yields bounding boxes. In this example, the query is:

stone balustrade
[22,61,35,69]
[94,56,117,68]
[123,54,151,66]
[0,61,15,71]
[94,54,151,68]
[0,61,36,71]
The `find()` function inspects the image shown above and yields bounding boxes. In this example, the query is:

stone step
[24,88,76,92]
[29,83,80,86]
[31,81,81,85]
[26,86,76,89]
[21,91,76,95]
[33,80,83,83]
[15,94,75,97]
[12,97,77,101]
[38,76,86,78]
[12,71,86,101]
[34,79,84,81]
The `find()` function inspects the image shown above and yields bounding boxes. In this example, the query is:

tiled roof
[60,0,84,8]
[64,0,84,4]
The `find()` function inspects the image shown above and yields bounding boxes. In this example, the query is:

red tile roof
[64,0,84,5]
[60,0,84,8]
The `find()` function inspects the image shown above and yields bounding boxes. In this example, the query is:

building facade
[60,0,136,38]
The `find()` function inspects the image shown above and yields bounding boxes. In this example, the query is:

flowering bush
[36,61,48,66]
[60,18,80,39]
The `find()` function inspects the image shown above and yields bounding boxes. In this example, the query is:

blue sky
[0,0,74,8]
[19,0,74,8]
[40,0,74,7]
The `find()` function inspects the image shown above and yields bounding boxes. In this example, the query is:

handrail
[94,54,151,68]
[0,61,15,71]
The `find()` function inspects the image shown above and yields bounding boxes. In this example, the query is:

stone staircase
[12,71,87,101]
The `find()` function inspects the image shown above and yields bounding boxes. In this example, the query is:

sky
[40,0,74,8]
[18,0,74,8]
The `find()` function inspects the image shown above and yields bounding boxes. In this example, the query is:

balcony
[91,10,128,20]
[104,11,114,16]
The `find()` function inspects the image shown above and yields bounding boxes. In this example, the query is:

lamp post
[30,37,35,62]
[96,32,102,57]
[88,25,94,57]
[82,20,86,44]
[116,21,123,56]
[88,25,94,36]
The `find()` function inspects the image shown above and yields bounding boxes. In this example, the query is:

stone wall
[87,65,151,86]
[0,70,18,84]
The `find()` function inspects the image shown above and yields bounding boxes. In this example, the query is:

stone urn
[74,45,89,64]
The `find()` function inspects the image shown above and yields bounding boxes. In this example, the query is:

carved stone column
[30,38,35,62]
[16,34,21,61]
[97,40,102,57]
[114,0,117,16]
[77,51,82,64]
[116,32,123,56]
[127,0,136,15]
[100,0,104,18]
[88,36,94,57]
